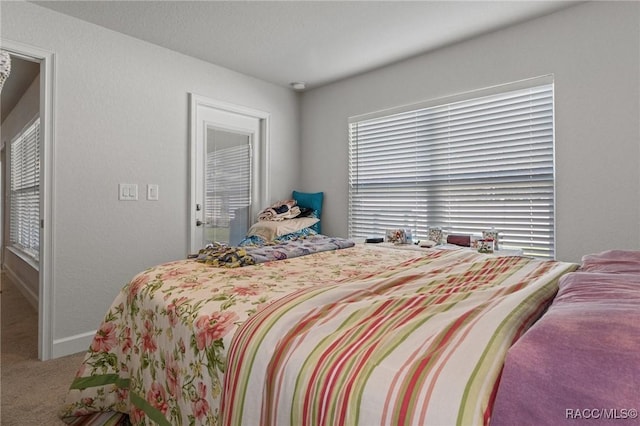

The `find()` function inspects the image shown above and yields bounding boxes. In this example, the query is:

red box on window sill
[447,234,471,247]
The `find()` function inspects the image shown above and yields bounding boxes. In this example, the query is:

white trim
[188,94,270,253]
[52,330,96,358]
[0,38,56,361]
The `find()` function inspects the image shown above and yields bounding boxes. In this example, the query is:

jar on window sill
[477,238,495,254]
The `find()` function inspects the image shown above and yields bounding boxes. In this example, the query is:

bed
[491,250,640,425]
[59,238,577,426]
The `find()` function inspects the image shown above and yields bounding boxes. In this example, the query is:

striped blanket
[221,249,577,426]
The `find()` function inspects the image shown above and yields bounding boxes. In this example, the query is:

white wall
[2,1,301,357]
[300,1,640,263]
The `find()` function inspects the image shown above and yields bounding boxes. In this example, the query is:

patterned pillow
[246,217,319,241]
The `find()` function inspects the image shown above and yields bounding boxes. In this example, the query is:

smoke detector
[290,82,306,91]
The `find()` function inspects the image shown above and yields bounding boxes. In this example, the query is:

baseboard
[52,330,96,358]
[3,266,38,311]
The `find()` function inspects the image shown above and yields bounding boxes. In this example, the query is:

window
[10,117,40,261]
[205,128,251,243]
[348,79,555,258]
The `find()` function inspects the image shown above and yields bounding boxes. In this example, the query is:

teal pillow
[292,190,323,233]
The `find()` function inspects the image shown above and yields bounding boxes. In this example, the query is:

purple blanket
[491,269,640,425]
[196,235,355,267]
[582,249,640,274]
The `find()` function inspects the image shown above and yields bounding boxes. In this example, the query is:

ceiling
[30,0,579,91]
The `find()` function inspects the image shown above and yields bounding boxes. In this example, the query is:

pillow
[292,190,323,233]
[246,217,320,241]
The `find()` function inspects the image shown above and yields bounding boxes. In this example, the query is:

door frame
[188,94,270,253]
[0,38,56,360]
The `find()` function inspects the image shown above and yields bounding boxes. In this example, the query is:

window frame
[9,115,41,262]
[348,76,556,259]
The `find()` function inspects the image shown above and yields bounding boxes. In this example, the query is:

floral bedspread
[59,244,432,425]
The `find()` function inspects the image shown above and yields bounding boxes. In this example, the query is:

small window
[10,117,40,261]
[205,128,252,244]
[348,78,555,258]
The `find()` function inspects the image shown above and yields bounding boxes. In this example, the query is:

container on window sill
[447,234,471,247]
[482,229,500,250]
[386,229,408,245]
[427,227,444,245]
[477,238,495,254]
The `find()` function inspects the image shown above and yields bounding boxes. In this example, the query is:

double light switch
[119,183,159,201]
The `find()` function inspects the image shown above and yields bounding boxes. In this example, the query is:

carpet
[0,273,129,425]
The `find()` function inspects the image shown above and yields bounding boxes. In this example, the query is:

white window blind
[10,117,40,261]
[349,81,555,258]
[205,143,251,228]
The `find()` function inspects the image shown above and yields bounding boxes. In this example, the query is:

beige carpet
[1,273,85,425]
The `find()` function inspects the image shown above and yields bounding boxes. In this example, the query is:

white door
[190,95,269,253]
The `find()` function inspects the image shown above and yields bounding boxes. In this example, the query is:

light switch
[119,183,138,201]
[147,184,159,201]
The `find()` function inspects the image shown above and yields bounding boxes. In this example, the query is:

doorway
[0,40,55,360]
[189,94,270,253]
